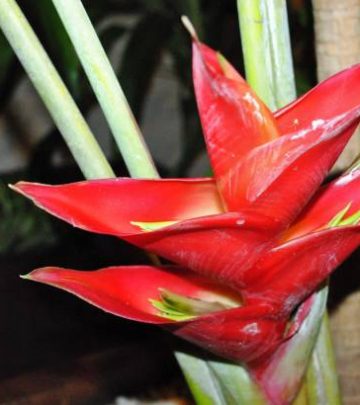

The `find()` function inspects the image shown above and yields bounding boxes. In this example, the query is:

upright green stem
[176,352,266,404]
[306,314,341,405]
[264,0,296,106]
[50,0,159,178]
[0,0,114,180]
[237,0,275,109]
[237,0,296,109]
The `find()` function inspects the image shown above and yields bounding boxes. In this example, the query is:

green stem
[176,352,267,405]
[263,0,296,107]
[306,314,342,405]
[237,0,275,109]
[0,0,114,180]
[50,0,159,178]
[293,383,308,405]
[237,0,296,109]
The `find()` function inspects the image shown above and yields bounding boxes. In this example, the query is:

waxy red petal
[12,178,223,234]
[24,265,241,324]
[244,225,360,312]
[192,40,279,207]
[173,304,287,363]
[25,265,287,363]
[222,107,360,223]
[284,167,360,241]
[13,181,278,287]
[275,64,360,135]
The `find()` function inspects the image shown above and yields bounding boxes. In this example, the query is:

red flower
[13,39,360,369]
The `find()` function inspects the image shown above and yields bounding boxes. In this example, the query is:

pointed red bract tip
[276,63,360,135]
[192,38,280,209]
[21,266,181,324]
[21,265,246,326]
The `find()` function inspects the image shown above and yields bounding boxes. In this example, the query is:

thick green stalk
[264,0,297,106]
[306,314,341,405]
[50,0,159,179]
[176,352,266,404]
[237,0,275,109]
[237,0,276,109]
[237,0,296,110]
[0,0,114,180]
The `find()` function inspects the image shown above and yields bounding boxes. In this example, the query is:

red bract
[192,41,360,223]
[14,179,278,287]
[13,38,360,394]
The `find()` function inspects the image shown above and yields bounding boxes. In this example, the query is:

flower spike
[13,37,360,402]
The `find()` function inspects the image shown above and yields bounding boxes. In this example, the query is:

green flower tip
[19,273,32,280]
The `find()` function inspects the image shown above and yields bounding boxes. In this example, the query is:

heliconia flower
[12,37,360,400]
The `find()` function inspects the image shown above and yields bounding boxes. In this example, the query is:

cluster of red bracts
[13,38,360,390]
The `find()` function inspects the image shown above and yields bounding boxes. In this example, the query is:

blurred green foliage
[0,180,57,254]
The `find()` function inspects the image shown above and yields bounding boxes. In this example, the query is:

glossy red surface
[12,39,360,392]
